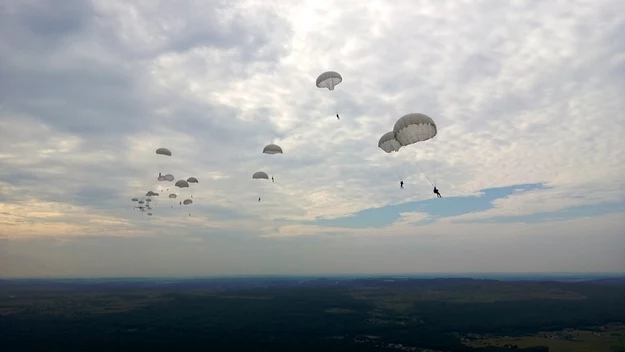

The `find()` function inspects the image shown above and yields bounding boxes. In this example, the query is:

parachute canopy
[138,201,145,204]
[175,180,189,188]
[378,131,402,153]
[263,144,283,155]
[164,174,174,182]
[156,148,172,156]
[131,198,139,202]
[316,71,342,91]
[252,171,269,180]
[183,199,193,205]
[187,177,198,183]
[169,194,177,199]
[158,175,166,181]
[147,213,153,216]
[393,113,437,146]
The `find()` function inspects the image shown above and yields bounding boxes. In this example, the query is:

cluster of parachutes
[129,72,441,217]
[130,148,200,217]
[378,113,439,189]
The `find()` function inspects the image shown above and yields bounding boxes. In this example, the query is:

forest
[1,277,624,351]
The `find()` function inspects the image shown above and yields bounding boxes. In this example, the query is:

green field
[464,325,625,352]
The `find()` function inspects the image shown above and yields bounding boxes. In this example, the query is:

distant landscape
[2,274,625,351]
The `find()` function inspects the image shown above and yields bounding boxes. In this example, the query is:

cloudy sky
[1,0,624,277]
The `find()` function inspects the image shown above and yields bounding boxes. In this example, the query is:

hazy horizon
[1,0,624,277]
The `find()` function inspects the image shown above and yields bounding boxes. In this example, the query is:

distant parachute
[183,199,193,205]
[263,144,283,155]
[378,131,405,182]
[252,171,270,202]
[316,71,343,119]
[155,148,172,156]
[155,148,172,177]
[252,171,269,180]
[138,201,145,204]
[186,177,198,183]
[164,174,174,182]
[147,213,153,216]
[175,180,189,188]
[131,198,139,202]
[316,71,342,91]
[169,194,177,199]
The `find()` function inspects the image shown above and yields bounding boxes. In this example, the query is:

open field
[464,324,625,352]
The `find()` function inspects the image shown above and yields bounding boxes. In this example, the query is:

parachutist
[336,114,340,120]
[271,176,274,182]
[258,197,261,202]
[400,181,404,189]
[433,187,442,198]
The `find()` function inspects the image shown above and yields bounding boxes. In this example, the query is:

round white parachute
[263,144,283,155]
[393,113,437,146]
[155,148,172,156]
[186,177,198,183]
[169,194,177,199]
[316,71,342,91]
[252,171,269,180]
[175,180,189,188]
[378,131,402,153]
[183,199,193,205]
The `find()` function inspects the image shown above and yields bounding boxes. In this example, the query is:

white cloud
[1,0,624,275]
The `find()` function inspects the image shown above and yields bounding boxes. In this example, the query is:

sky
[0,0,624,278]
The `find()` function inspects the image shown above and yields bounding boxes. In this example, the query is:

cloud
[1,0,624,275]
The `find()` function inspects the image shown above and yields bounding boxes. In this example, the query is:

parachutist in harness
[258,197,261,202]
[433,187,442,198]
[400,181,404,189]
[271,176,274,183]
[336,114,340,120]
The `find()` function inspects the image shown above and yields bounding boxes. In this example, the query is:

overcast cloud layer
[1,0,624,277]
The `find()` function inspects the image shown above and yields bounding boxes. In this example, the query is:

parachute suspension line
[385,157,403,182]
[410,153,435,188]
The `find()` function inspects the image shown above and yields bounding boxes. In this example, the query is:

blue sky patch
[303,183,551,229]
